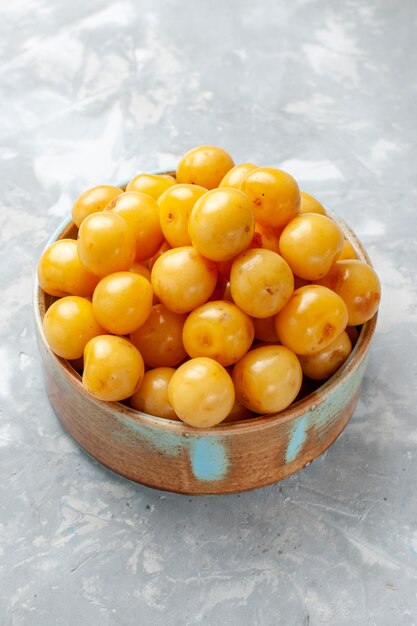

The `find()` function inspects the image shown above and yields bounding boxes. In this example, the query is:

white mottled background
[1,1,416,624]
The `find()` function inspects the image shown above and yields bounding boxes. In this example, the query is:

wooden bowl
[34,201,377,495]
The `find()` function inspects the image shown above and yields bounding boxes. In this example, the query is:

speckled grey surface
[1,0,416,624]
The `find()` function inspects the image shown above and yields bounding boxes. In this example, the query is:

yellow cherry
[219,163,257,188]
[130,367,179,420]
[168,357,235,427]
[158,183,207,248]
[232,345,302,413]
[182,300,255,366]
[222,399,254,423]
[188,188,255,261]
[300,191,326,215]
[72,185,123,228]
[77,212,136,277]
[126,173,176,199]
[92,272,153,335]
[43,296,104,359]
[279,213,344,280]
[176,145,234,189]
[83,335,144,401]
[275,285,348,355]
[230,248,294,318]
[37,239,99,297]
[130,304,187,368]
[105,191,163,262]
[241,167,300,228]
[252,316,280,343]
[317,260,381,325]
[151,246,217,313]
[337,239,359,261]
[298,331,352,380]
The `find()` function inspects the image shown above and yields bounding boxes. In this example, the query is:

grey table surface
[1,0,416,624]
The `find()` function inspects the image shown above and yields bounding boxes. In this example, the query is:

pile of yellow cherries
[38,146,381,428]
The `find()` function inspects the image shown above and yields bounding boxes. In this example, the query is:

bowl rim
[34,184,378,436]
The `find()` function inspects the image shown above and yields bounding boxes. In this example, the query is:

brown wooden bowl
[34,199,377,494]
